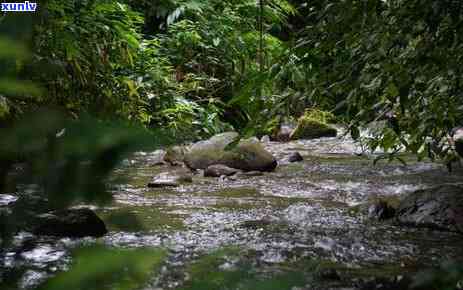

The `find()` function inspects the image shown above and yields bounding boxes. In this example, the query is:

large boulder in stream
[396,185,463,233]
[184,132,277,172]
[290,116,337,140]
[33,208,107,237]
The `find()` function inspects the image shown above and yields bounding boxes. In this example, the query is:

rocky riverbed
[1,133,463,290]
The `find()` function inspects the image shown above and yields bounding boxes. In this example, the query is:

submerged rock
[396,185,463,233]
[184,132,277,172]
[239,219,271,229]
[357,275,412,290]
[368,200,396,221]
[33,208,107,237]
[204,164,239,177]
[288,152,304,163]
[148,171,193,188]
[290,116,337,140]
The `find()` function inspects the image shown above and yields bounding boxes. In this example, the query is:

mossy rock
[184,132,277,172]
[225,140,277,172]
[304,108,337,124]
[290,117,337,140]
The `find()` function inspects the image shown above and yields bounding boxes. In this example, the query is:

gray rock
[246,136,260,144]
[204,164,239,177]
[33,208,107,237]
[184,132,277,172]
[164,146,188,166]
[453,127,463,139]
[368,200,396,220]
[260,135,271,143]
[288,152,304,163]
[148,171,193,188]
[149,149,167,166]
[183,132,239,170]
[271,124,294,142]
[396,185,463,233]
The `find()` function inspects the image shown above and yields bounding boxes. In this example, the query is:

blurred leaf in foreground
[0,36,42,100]
[39,246,166,290]
[0,108,174,208]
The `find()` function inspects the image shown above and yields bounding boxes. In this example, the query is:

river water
[1,135,463,289]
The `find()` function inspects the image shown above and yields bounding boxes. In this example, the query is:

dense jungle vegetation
[1,0,461,157]
[1,0,463,290]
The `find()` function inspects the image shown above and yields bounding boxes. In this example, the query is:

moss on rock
[304,108,337,124]
[290,116,337,140]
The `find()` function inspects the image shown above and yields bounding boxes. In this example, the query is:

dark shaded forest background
[1,0,462,159]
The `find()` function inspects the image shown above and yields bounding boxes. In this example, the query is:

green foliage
[1,0,297,135]
[39,246,166,290]
[156,0,294,132]
[284,0,463,162]
[180,248,248,290]
[31,0,146,120]
[156,97,232,139]
[0,36,42,119]
[0,109,171,206]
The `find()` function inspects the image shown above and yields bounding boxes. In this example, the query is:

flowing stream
[2,135,463,289]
